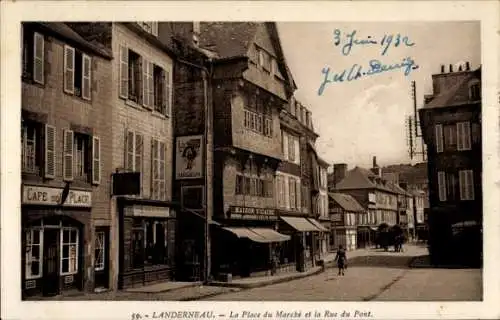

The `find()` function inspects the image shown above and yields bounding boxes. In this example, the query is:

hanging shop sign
[175,135,203,180]
[22,185,92,208]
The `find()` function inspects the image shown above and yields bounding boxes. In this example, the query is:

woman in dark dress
[334,245,347,276]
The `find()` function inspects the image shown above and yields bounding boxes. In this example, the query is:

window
[60,228,78,275]
[21,120,48,176]
[271,58,278,77]
[73,133,90,182]
[446,172,458,201]
[244,109,271,137]
[289,177,296,210]
[469,82,481,100]
[138,22,158,36]
[152,139,166,200]
[25,228,43,279]
[288,134,295,162]
[437,171,447,202]
[258,49,265,67]
[22,27,44,84]
[143,220,168,265]
[125,130,143,174]
[236,174,244,195]
[459,170,475,201]
[443,124,457,150]
[435,124,444,153]
[94,231,105,271]
[457,122,471,151]
[193,22,201,34]
[64,46,91,100]
[128,50,141,102]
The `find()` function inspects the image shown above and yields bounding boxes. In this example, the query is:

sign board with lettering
[22,185,92,207]
[228,206,277,221]
[175,135,203,180]
[124,205,172,218]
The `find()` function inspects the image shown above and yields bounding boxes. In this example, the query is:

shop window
[94,231,105,271]
[60,228,79,275]
[131,228,144,269]
[25,228,43,279]
[143,220,168,265]
[63,45,91,100]
[22,26,44,84]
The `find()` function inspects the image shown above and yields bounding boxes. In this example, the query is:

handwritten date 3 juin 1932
[317,57,419,96]
[334,29,415,56]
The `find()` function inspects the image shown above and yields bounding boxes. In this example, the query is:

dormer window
[138,22,158,37]
[193,22,201,34]
[468,80,481,101]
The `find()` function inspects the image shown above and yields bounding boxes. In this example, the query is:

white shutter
[33,32,44,84]
[435,124,443,153]
[467,170,474,200]
[44,124,56,179]
[159,141,166,200]
[92,136,101,184]
[119,46,128,99]
[282,132,288,160]
[456,122,463,150]
[148,62,154,109]
[164,69,171,116]
[295,179,301,211]
[82,54,91,100]
[151,139,159,199]
[437,171,446,202]
[294,137,300,165]
[463,122,471,150]
[142,58,150,107]
[63,45,75,94]
[459,170,474,200]
[63,129,74,181]
[125,130,135,171]
[135,133,143,174]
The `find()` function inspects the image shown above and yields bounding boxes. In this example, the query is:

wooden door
[42,229,60,296]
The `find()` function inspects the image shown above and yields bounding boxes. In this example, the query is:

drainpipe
[177,57,213,284]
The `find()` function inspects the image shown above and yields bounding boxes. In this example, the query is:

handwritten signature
[317,57,419,96]
[334,29,415,56]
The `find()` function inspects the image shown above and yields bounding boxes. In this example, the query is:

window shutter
[148,62,154,110]
[459,170,466,200]
[463,122,471,150]
[164,69,171,116]
[437,171,446,202]
[135,133,143,174]
[63,129,74,181]
[151,139,159,199]
[295,179,301,210]
[159,141,166,200]
[63,45,75,94]
[119,46,128,98]
[82,54,92,100]
[456,122,463,150]
[33,32,45,84]
[44,124,56,179]
[467,170,474,200]
[125,130,135,171]
[92,136,101,184]
[435,124,443,153]
[142,58,150,107]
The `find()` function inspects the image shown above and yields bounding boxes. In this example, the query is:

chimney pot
[449,64,453,73]
[466,61,471,70]
[458,65,463,72]
[440,65,445,73]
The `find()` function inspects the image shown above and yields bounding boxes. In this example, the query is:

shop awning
[279,216,321,232]
[222,227,290,243]
[307,218,329,232]
[251,228,290,243]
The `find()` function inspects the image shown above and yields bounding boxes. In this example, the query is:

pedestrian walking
[334,245,347,276]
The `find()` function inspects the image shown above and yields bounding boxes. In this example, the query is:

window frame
[457,121,472,151]
[60,227,79,276]
[94,231,105,272]
[25,228,43,280]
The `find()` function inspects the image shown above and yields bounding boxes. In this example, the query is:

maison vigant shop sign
[229,206,277,220]
[22,185,92,207]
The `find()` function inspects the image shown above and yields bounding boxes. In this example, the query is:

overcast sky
[277,22,480,169]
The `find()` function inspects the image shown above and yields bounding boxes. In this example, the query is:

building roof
[335,166,392,193]
[424,68,481,109]
[38,22,112,59]
[329,193,365,213]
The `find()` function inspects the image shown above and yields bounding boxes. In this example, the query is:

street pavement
[205,244,482,301]
[52,244,482,301]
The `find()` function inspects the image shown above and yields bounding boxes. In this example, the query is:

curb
[207,267,325,290]
[124,281,203,294]
[179,288,242,301]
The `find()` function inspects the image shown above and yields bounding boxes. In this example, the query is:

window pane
[31,261,40,276]
[63,244,69,258]
[31,245,40,259]
[71,229,77,243]
[63,229,69,243]
[62,258,69,273]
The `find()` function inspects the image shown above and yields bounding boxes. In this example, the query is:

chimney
[332,163,348,189]
[466,61,471,71]
[440,65,445,73]
[449,64,453,73]
[399,182,408,190]
[372,156,377,168]
[458,65,463,72]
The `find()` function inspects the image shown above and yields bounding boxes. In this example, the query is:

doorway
[42,229,60,297]
[94,228,109,289]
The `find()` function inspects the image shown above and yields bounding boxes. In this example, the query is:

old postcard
[1,1,499,320]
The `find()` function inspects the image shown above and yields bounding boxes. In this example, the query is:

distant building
[328,193,365,251]
[419,62,482,266]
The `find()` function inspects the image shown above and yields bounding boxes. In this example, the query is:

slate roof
[199,22,260,59]
[38,22,112,59]
[424,68,481,109]
[335,166,396,193]
[329,193,365,213]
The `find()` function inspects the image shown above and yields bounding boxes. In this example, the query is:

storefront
[117,197,176,289]
[212,206,290,279]
[21,185,92,298]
